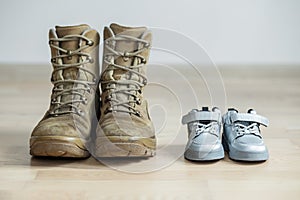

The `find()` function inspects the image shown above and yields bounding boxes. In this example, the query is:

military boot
[30,24,100,158]
[95,23,156,157]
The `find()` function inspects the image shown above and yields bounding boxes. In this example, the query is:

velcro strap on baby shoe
[182,111,220,124]
[231,113,269,127]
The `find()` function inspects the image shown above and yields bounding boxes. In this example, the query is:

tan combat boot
[95,23,156,157]
[30,24,100,158]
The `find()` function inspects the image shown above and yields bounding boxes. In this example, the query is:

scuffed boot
[30,24,100,158]
[95,23,156,157]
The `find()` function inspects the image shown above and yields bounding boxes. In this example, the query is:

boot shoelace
[101,34,150,117]
[49,35,96,116]
[234,123,262,139]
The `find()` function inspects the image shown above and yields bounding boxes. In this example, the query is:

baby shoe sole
[184,147,224,161]
[228,149,269,161]
[222,137,269,161]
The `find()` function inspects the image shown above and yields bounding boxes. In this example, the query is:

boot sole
[30,136,90,158]
[95,136,156,157]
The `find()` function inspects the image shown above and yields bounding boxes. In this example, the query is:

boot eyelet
[50,111,58,117]
[49,40,53,45]
[105,97,111,103]
[123,51,130,61]
[86,87,91,93]
[53,86,59,90]
[78,110,85,116]
[87,56,94,63]
[51,58,56,63]
[105,108,113,114]
[82,97,88,104]
[135,111,142,117]
[66,50,72,60]
[136,98,141,105]
[106,84,115,89]
[87,40,94,46]
[141,58,147,64]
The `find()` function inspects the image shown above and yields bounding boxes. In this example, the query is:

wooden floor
[0,64,300,199]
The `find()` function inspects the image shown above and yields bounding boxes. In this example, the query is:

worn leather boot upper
[30,24,100,157]
[96,23,156,157]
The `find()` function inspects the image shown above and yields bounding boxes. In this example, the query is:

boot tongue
[54,24,90,81]
[55,24,90,66]
[53,24,91,114]
[109,23,146,37]
[109,23,147,80]
[103,24,149,114]
[102,23,148,81]
[56,24,90,37]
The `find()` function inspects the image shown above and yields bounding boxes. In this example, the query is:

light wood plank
[0,64,300,200]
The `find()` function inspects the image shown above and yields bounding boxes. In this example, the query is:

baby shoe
[182,107,224,161]
[222,108,269,161]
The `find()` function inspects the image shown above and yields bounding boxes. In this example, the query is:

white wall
[0,0,299,65]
